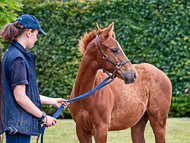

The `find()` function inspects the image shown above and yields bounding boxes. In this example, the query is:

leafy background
[0,0,190,117]
[0,0,23,49]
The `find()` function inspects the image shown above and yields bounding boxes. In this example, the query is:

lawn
[28,118,190,143]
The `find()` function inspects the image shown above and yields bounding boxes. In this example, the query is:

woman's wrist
[42,116,48,124]
[39,111,46,120]
[52,98,58,107]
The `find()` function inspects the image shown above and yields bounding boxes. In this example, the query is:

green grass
[2,118,190,143]
[29,118,190,143]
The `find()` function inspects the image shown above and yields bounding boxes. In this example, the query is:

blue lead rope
[36,76,115,143]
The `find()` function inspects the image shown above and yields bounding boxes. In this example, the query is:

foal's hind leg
[147,92,171,143]
[76,124,92,143]
[131,112,148,143]
[146,68,172,143]
[147,86,171,143]
[147,110,167,143]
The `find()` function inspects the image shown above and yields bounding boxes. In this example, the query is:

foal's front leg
[76,124,92,143]
[93,124,109,143]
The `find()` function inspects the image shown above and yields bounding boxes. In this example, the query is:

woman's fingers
[63,102,69,110]
[62,99,68,102]
[53,118,57,123]
[44,115,57,127]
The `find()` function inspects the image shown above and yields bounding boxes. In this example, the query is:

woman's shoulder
[3,45,24,68]
[11,57,25,66]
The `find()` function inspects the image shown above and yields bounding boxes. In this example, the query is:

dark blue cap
[15,14,46,35]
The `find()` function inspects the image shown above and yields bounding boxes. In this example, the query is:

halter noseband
[96,34,130,79]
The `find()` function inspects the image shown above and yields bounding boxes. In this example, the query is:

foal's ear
[100,22,114,39]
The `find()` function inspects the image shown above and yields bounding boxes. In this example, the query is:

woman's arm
[40,95,68,108]
[14,85,57,127]
[14,85,42,118]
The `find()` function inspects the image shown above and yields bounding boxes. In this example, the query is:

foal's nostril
[134,73,137,81]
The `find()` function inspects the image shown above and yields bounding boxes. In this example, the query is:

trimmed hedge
[18,0,190,117]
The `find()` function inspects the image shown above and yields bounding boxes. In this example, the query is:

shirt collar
[12,40,28,53]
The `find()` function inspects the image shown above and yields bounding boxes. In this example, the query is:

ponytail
[0,21,26,42]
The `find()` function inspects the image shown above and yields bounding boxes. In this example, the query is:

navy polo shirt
[9,47,29,90]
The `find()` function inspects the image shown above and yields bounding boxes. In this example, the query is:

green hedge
[0,0,23,50]
[18,0,190,117]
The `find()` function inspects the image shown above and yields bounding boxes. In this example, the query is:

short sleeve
[9,57,29,90]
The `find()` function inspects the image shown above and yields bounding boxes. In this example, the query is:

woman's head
[24,28,39,48]
[0,14,46,47]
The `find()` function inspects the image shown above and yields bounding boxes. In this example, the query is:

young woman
[0,14,68,143]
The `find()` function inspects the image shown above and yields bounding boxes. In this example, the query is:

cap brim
[38,28,47,35]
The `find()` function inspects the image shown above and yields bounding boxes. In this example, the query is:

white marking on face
[114,39,127,58]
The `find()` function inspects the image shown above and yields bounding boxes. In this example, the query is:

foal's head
[79,23,137,84]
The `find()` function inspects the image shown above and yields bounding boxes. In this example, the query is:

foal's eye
[111,48,118,53]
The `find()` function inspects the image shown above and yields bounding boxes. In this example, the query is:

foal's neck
[73,54,98,97]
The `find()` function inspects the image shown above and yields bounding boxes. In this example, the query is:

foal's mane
[79,24,115,55]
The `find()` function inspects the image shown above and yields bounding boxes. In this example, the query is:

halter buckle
[103,54,107,59]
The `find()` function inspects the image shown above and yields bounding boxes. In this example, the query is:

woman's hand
[40,95,69,110]
[53,98,69,109]
[42,115,57,128]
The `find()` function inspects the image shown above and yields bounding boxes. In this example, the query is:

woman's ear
[26,29,32,38]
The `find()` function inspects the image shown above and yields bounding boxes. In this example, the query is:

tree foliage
[0,0,23,27]
[0,0,23,49]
